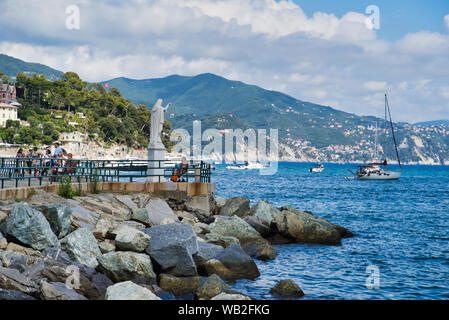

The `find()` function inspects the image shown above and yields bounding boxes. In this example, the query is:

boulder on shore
[4,203,60,251]
[206,216,262,242]
[202,244,260,280]
[270,279,304,298]
[206,216,277,260]
[219,197,250,217]
[211,292,251,300]
[243,215,271,238]
[114,226,150,253]
[98,251,156,282]
[250,200,280,225]
[60,228,102,268]
[105,281,161,300]
[39,204,72,239]
[240,240,277,261]
[143,223,198,277]
[158,274,203,296]
[185,195,212,217]
[143,199,179,225]
[196,274,231,300]
[204,233,239,248]
[193,241,224,267]
[273,210,341,245]
[40,281,88,300]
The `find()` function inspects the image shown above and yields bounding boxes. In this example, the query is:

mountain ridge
[1,53,448,164]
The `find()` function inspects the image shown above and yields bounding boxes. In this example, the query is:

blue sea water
[211,162,449,300]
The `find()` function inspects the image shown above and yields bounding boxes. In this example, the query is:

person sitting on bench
[170,157,188,182]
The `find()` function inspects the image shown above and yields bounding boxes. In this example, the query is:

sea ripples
[213,163,449,300]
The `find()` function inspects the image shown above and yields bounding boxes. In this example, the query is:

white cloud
[364,81,387,91]
[0,0,448,122]
[396,31,449,55]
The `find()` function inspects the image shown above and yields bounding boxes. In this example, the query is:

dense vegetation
[0,71,173,149]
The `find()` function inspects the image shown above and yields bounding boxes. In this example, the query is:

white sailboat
[346,94,402,180]
[309,163,324,173]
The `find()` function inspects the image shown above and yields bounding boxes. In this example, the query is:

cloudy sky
[1,0,448,123]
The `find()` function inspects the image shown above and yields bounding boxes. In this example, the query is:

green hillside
[103,74,383,148]
[0,54,63,81]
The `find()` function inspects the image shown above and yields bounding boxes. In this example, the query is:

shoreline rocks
[0,190,353,301]
[270,279,305,298]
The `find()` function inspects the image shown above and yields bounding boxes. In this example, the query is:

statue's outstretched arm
[163,103,171,111]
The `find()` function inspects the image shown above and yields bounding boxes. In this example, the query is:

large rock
[243,215,271,238]
[0,211,8,224]
[40,281,88,300]
[4,203,59,251]
[0,266,38,295]
[105,281,161,300]
[273,210,341,245]
[92,219,115,240]
[214,196,227,209]
[98,251,156,282]
[205,216,276,260]
[202,244,260,280]
[143,223,198,277]
[131,208,152,226]
[270,279,304,298]
[219,197,250,217]
[81,197,131,220]
[0,250,40,272]
[0,288,37,300]
[204,233,239,248]
[114,195,137,211]
[196,274,231,300]
[193,241,224,267]
[31,251,113,300]
[185,195,212,217]
[211,293,251,300]
[241,240,277,261]
[65,199,99,229]
[99,240,116,254]
[143,199,179,225]
[0,232,7,250]
[158,273,203,296]
[39,204,72,239]
[60,228,102,268]
[114,226,150,253]
[250,200,280,225]
[206,216,262,243]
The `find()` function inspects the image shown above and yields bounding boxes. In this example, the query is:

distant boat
[346,94,402,180]
[310,164,324,173]
[226,162,268,170]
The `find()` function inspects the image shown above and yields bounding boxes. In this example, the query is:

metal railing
[0,157,212,189]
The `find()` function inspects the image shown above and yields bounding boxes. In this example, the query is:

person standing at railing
[42,149,52,176]
[53,142,63,157]
[15,148,25,177]
[51,151,66,181]
[65,153,77,175]
[29,147,40,177]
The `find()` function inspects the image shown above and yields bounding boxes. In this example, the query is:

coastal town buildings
[59,131,87,150]
[0,81,19,127]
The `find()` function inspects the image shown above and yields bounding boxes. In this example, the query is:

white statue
[149,99,171,148]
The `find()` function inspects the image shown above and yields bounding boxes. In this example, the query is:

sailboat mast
[374,122,378,161]
[385,94,402,169]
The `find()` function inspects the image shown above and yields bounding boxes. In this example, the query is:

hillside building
[0,81,20,127]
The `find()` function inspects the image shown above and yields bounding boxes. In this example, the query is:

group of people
[15,142,78,177]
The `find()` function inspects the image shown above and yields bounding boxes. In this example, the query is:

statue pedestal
[147,143,166,182]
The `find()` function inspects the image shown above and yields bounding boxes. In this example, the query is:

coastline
[0,182,352,301]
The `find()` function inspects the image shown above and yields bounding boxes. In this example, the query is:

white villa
[0,81,20,127]
[0,103,18,127]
